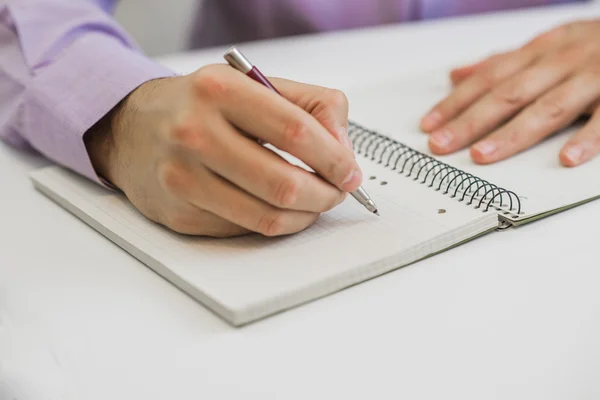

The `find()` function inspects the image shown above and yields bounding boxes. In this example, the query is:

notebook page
[346,70,600,223]
[31,163,497,325]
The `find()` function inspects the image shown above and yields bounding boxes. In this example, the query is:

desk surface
[3,4,600,400]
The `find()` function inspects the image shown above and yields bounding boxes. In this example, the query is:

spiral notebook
[29,71,600,326]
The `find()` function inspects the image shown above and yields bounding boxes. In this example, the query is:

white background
[115,0,199,56]
[3,2,600,399]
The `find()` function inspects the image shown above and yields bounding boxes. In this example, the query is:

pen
[223,46,379,216]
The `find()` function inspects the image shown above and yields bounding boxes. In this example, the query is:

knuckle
[560,22,579,36]
[476,67,499,91]
[563,44,584,59]
[192,65,230,99]
[272,175,302,208]
[324,89,349,109]
[517,67,541,88]
[157,162,189,196]
[169,118,211,153]
[535,95,566,120]
[256,210,286,237]
[556,44,590,64]
[484,51,510,67]
[492,83,525,107]
[163,210,193,234]
[531,25,568,47]
[282,117,310,148]
[484,53,502,64]
[163,208,215,236]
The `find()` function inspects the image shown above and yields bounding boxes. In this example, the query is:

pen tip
[374,210,380,216]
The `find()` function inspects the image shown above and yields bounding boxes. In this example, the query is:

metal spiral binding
[348,121,523,219]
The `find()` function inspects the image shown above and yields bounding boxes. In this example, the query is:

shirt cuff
[21,32,176,186]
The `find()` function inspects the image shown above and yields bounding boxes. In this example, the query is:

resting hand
[86,65,360,237]
[420,20,600,167]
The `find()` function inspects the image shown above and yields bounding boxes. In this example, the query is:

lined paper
[31,158,497,325]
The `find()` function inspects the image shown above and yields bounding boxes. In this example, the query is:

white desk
[3,4,600,399]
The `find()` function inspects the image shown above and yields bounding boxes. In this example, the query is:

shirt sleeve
[0,0,175,184]
[419,0,588,19]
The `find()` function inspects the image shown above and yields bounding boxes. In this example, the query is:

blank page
[31,155,497,325]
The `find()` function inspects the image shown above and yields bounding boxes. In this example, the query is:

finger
[269,78,353,151]
[450,65,478,86]
[560,109,600,167]
[429,59,575,155]
[159,202,250,237]
[172,115,346,213]
[450,58,490,85]
[195,68,363,193]
[158,162,320,237]
[448,23,573,87]
[420,49,538,133]
[469,73,600,164]
[521,22,576,52]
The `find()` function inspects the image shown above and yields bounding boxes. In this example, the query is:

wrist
[85,77,172,189]
[85,100,123,188]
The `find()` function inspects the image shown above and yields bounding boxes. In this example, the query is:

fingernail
[472,141,497,156]
[342,169,362,190]
[430,129,453,149]
[564,145,583,164]
[421,111,442,131]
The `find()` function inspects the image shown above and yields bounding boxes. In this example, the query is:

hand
[85,64,361,237]
[420,20,600,167]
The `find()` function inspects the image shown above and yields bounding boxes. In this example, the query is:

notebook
[30,70,600,326]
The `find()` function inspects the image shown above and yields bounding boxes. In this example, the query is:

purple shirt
[0,0,583,184]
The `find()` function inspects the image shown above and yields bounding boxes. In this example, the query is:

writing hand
[86,65,360,237]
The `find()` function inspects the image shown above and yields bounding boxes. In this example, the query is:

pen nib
[374,210,380,216]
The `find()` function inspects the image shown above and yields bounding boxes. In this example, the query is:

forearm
[0,0,174,183]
